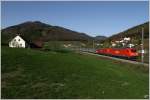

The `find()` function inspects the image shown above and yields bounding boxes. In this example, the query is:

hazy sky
[1,1,149,37]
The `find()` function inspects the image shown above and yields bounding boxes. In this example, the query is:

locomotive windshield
[131,49,136,52]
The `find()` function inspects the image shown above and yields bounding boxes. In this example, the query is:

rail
[70,48,149,67]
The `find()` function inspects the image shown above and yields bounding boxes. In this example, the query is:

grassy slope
[1,47,149,99]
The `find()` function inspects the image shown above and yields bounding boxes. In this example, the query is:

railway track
[80,51,149,67]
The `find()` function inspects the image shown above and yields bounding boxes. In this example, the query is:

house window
[20,44,22,46]
[14,39,16,41]
[18,39,20,41]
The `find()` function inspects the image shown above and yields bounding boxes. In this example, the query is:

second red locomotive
[96,48,139,59]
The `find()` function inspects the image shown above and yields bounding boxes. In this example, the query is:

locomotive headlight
[136,53,139,56]
[132,53,138,56]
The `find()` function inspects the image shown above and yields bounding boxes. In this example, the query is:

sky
[1,1,149,37]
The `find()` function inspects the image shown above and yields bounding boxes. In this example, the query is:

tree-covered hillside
[102,22,149,45]
[1,21,93,47]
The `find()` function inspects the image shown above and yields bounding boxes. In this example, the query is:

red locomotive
[96,48,139,59]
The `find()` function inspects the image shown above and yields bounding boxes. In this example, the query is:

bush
[43,41,72,53]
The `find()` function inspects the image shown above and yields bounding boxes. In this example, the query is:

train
[96,48,139,59]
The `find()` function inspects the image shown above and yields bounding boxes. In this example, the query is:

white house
[9,35,26,48]
[122,42,125,46]
[120,40,124,43]
[115,41,120,43]
[127,43,135,48]
[124,37,131,41]
[112,43,116,47]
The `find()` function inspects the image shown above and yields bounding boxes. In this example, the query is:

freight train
[96,48,139,59]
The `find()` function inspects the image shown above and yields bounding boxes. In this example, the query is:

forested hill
[1,21,94,46]
[106,21,149,42]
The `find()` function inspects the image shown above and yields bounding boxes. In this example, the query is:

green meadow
[1,47,149,99]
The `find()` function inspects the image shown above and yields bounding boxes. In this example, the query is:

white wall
[9,36,26,48]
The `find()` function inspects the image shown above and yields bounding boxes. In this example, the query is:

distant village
[111,37,134,48]
[9,35,138,49]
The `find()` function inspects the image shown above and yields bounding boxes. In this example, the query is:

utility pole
[141,27,144,63]
[93,40,95,52]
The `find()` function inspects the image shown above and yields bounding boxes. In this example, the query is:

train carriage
[96,48,139,59]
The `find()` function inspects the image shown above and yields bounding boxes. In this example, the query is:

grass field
[1,46,149,99]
